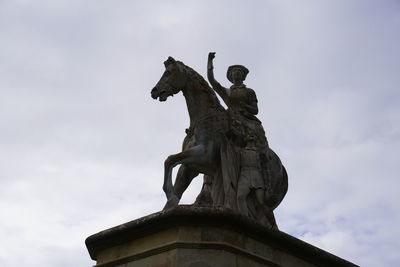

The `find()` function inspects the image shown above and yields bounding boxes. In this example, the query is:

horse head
[151,56,187,102]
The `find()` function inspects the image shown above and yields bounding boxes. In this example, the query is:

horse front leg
[163,158,175,200]
[163,145,207,210]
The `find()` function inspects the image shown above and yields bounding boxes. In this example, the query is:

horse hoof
[163,195,179,210]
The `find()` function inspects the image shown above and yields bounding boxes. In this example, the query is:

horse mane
[176,61,223,109]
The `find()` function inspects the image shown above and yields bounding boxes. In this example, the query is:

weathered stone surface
[86,206,358,267]
[150,54,288,228]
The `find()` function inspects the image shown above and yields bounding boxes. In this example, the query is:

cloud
[0,1,399,267]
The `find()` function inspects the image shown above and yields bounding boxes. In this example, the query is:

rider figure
[207,52,276,226]
[207,52,268,148]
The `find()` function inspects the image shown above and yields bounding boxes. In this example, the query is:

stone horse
[151,57,288,225]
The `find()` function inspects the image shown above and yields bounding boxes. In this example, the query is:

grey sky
[1,1,399,266]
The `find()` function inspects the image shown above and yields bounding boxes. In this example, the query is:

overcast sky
[1,1,399,266]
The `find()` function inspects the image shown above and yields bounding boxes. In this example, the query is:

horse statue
[151,56,288,228]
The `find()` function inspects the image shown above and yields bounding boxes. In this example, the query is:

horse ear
[164,56,176,67]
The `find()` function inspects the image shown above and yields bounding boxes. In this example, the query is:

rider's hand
[208,52,216,61]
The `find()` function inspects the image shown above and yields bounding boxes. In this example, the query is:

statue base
[85,206,357,267]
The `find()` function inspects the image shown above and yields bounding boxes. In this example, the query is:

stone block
[86,206,358,267]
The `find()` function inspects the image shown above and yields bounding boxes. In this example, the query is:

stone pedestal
[85,206,358,267]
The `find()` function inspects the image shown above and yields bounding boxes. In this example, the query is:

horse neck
[182,79,220,128]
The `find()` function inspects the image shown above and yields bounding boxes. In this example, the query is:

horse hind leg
[194,174,213,206]
[172,165,199,200]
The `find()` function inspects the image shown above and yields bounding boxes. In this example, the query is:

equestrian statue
[151,53,288,229]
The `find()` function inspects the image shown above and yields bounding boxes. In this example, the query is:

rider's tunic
[226,85,267,147]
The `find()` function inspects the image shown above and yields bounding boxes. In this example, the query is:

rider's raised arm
[207,52,229,103]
